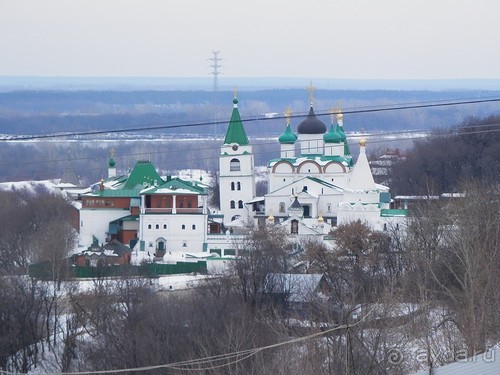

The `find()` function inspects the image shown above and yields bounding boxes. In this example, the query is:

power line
[1,122,498,168]
[0,307,376,375]
[2,97,499,142]
[1,125,499,182]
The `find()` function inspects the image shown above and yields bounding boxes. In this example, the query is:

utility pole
[209,51,222,140]
[209,50,222,93]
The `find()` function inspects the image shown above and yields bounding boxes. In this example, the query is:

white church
[75,92,407,260]
[218,94,406,239]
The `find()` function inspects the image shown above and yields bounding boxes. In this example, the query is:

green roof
[278,124,297,144]
[141,177,207,195]
[110,215,139,224]
[380,209,408,217]
[123,161,163,190]
[90,189,142,198]
[336,124,346,141]
[324,123,342,143]
[267,155,352,167]
[223,98,249,146]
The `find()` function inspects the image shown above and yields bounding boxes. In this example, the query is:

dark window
[238,200,243,209]
[231,182,235,190]
[230,201,235,209]
[237,182,241,190]
[230,158,240,171]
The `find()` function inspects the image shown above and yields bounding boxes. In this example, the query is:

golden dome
[359,138,367,147]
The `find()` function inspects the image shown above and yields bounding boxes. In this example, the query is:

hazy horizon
[2,76,500,92]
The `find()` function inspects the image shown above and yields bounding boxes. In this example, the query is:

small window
[237,182,241,190]
[238,200,243,209]
[155,224,159,229]
[182,224,186,230]
[192,224,196,230]
[230,201,235,209]
[182,241,187,247]
[327,204,331,213]
[231,182,235,191]
[230,158,241,171]
[163,224,167,229]
[279,202,285,213]
[148,224,152,229]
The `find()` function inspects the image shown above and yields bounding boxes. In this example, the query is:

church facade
[219,93,406,237]
[75,90,406,262]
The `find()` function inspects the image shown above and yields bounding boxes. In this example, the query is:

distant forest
[1,88,499,136]
[0,88,499,184]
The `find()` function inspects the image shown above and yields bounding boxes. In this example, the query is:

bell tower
[219,95,255,225]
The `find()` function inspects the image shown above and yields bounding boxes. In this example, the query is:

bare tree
[232,225,292,311]
[403,180,500,355]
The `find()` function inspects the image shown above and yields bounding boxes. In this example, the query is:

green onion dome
[324,123,342,143]
[336,124,346,141]
[279,124,298,144]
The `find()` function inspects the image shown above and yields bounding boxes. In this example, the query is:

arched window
[182,224,186,230]
[279,202,285,213]
[163,224,167,229]
[291,220,299,235]
[237,182,241,190]
[327,204,331,213]
[192,224,196,230]
[155,224,159,229]
[238,200,243,209]
[230,158,240,171]
[147,224,152,229]
[230,201,236,209]
[231,182,235,191]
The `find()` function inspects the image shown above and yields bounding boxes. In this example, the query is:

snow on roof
[264,273,326,303]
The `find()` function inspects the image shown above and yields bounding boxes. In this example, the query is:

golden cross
[284,107,292,125]
[329,108,336,123]
[307,81,315,105]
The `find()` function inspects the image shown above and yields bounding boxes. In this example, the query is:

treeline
[1,89,499,135]
[389,115,500,195]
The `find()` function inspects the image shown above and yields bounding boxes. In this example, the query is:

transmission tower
[209,50,222,92]
[209,51,223,141]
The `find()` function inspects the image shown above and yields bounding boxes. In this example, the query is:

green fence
[29,261,207,280]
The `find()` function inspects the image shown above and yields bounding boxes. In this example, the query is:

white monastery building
[75,90,407,260]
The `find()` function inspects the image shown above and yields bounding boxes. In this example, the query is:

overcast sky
[0,0,498,79]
